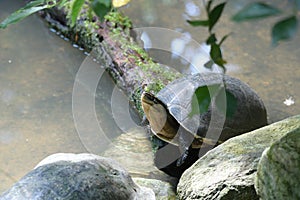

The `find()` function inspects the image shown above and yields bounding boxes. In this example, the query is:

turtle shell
[155,73,267,147]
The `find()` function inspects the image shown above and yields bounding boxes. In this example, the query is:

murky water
[0,0,299,194]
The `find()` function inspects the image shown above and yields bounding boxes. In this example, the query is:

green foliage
[187,0,228,72]
[215,88,237,118]
[232,3,281,22]
[187,19,209,27]
[70,0,85,27]
[189,85,214,117]
[0,0,57,28]
[91,0,112,22]
[188,1,300,71]
[189,84,237,118]
[272,16,298,46]
[232,2,299,46]
[208,2,226,32]
[209,41,227,70]
[104,11,132,29]
[0,0,114,29]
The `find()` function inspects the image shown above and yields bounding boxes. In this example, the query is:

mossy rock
[177,115,300,200]
[255,127,300,200]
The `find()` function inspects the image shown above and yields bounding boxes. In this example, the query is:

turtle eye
[146,93,155,101]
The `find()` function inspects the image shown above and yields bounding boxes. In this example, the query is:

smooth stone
[177,115,300,200]
[0,153,155,200]
[133,177,176,200]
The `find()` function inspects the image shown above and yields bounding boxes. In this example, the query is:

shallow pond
[0,0,299,193]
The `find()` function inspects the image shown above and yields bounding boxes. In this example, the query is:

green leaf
[219,33,231,46]
[189,86,211,117]
[0,4,49,28]
[208,2,226,31]
[232,2,281,22]
[206,0,213,13]
[210,43,224,64]
[215,89,238,118]
[210,43,227,72]
[187,20,209,27]
[70,0,85,27]
[57,0,69,9]
[189,84,221,117]
[272,16,298,46]
[22,0,45,9]
[92,0,112,21]
[206,33,217,45]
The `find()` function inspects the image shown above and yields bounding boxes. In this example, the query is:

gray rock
[0,153,155,200]
[133,177,176,200]
[177,115,300,200]
[255,127,300,200]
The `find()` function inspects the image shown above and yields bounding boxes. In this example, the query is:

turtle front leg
[176,128,194,166]
[176,147,189,167]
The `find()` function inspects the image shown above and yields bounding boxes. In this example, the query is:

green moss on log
[41,3,181,117]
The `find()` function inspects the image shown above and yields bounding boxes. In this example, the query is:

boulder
[133,177,177,200]
[255,127,300,200]
[177,115,300,200]
[0,153,155,200]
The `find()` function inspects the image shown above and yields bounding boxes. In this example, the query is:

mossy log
[39,7,180,116]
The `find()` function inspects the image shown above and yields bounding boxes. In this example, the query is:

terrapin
[141,73,267,166]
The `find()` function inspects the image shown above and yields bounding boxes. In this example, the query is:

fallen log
[39,6,181,116]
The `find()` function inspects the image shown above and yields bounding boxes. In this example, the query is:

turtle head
[141,92,179,141]
[141,92,161,108]
[141,92,168,130]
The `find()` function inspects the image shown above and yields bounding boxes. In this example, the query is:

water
[0,0,299,194]
[0,0,173,193]
[0,0,87,192]
[121,0,300,123]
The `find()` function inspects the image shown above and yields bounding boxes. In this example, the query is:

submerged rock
[101,128,177,184]
[255,127,300,200]
[0,153,155,200]
[177,115,300,200]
